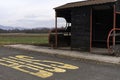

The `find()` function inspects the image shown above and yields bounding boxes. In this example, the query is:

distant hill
[0,25,14,30]
[0,25,25,30]
[0,25,51,33]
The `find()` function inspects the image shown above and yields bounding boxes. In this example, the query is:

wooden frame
[90,8,93,52]
[113,5,116,47]
[55,11,58,48]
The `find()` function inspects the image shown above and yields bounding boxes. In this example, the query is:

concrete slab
[3,44,120,65]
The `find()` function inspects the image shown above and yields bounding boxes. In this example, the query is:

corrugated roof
[55,0,117,10]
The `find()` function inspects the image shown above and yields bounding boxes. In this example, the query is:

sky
[0,0,83,29]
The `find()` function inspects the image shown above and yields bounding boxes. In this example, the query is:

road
[0,47,120,80]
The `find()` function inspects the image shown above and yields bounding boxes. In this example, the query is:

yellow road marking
[9,56,66,73]
[0,58,53,78]
[0,55,79,78]
[42,60,79,69]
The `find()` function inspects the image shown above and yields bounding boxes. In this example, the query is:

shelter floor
[55,47,110,55]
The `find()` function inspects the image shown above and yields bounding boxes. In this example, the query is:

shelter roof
[55,0,116,10]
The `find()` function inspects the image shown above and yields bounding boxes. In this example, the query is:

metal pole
[55,11,58,48]
[113,5,116,47]
[90,8,92,52]
[66,21,67,27]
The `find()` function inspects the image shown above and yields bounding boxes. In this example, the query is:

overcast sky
[0,0,83,28]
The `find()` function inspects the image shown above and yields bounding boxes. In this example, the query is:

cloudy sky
[0,0,84,28]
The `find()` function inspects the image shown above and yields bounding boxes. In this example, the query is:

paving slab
[3,44,120,65]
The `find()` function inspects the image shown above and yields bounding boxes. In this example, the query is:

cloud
[15,19,54,28]
[0,0,83,28]
[15,18,66,28]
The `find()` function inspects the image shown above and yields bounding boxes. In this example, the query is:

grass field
[0,33,49,46]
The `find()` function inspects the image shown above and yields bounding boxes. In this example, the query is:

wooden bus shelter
[51,0,120,53]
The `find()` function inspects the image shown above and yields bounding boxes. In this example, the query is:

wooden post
[90,8,92,52]
[113,5,116,47]
[55,11,58,48]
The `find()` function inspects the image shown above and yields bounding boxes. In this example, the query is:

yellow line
[2,58,43,70]
[9,56,66,73]
[41,60,79,69]
[0,58,53,78]
[0,55,79,78]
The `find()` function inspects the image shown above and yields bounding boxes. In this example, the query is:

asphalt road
[0,47,120,80]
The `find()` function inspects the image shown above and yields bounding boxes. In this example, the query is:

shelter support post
[90,8,92,52]
[113,5,116,47]
[55,11,58,48]
[66,21,67,27]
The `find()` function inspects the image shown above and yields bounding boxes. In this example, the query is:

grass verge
[0,33,49,46]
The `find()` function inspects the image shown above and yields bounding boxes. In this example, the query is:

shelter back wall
[71,7,90,51]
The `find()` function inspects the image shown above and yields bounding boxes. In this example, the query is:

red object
[107,28,120,53]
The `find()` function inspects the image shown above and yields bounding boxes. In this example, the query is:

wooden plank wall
[71,7,90,51]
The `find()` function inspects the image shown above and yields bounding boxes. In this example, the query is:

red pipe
[107,28,120,53]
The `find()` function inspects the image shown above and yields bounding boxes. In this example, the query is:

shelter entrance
[92,6,113,48]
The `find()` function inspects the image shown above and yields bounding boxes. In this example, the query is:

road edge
[3,44,120,65]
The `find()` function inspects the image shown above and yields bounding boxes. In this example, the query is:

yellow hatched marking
[9,56,66,73]
[0,55,79,78]
[41,60,79,69]
[0,58,52,78]
[13,65,53,78]
[15,55,79,69]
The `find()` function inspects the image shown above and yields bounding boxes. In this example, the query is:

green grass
[0,33,49,45]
